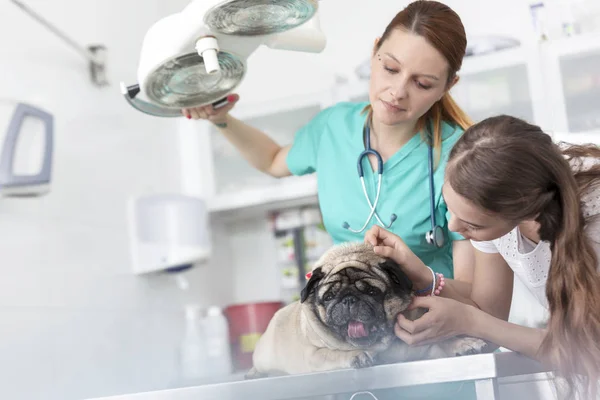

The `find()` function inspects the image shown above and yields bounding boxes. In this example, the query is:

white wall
[0,1,235,399]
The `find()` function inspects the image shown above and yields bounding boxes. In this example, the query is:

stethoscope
[342,123,445,248]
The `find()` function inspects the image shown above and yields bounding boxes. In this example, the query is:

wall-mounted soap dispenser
[0,100,53,197]
[127,194,211,274]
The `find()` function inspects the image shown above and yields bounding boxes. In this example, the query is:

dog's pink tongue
[348,321,368,338]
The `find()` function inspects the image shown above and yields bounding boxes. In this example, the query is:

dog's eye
[367,287,381,296]
[323,292,334,302]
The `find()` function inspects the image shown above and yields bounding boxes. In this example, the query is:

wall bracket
[11,0,109,87]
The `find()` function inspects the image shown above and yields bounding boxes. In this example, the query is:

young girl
[366,115,600,398]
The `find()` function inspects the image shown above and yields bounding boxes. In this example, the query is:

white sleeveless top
[470,152,600,309]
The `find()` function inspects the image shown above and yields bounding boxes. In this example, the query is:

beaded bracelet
[434,272,446,296]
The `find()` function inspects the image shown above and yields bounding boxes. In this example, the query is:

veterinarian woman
[366,115,600,399]
[183,0,475,283]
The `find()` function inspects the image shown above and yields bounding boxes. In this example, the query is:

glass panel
[211,104,322,194]
[13,115,45,176]
[451,64,535,124]
[349,92,369,103]
[560,49,600,133]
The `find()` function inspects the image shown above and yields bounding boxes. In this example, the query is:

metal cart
[88,352,554,400]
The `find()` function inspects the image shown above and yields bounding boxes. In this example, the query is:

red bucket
[224,301,284,372]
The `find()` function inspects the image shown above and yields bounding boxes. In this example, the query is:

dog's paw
[351,351,374,369]
[447,337,488,357]
[245,367,268,380]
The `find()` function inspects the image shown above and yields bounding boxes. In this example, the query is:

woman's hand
[364,225,433,291]
[181,94,239,124]
[395,296,474,346]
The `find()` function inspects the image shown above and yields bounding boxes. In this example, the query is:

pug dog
[247,242,488,378]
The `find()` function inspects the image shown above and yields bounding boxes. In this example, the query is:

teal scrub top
[286,101,465,279]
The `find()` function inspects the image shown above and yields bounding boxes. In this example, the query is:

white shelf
[542,31,600,58]
[207,175,318,215]
[460,45,532,75]
[551,129,600,144]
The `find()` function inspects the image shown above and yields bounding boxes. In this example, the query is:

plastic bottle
[178,304,208,381]
[203,305,233,377]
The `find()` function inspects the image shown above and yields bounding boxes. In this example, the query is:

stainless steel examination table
[89,352,555,400]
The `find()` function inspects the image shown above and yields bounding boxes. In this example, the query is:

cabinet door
[453,64,535,123]
[342,81,370,104]
[543,33,600,143]
[450,47,545,126]
[210,102,323,195]
[558,37,600,135]
[561,51,600,133]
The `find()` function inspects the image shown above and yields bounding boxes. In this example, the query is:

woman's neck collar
[370,118,419,150]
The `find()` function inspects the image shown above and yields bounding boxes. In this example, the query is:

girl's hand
[395,296,473,346]
[364,225,433,291]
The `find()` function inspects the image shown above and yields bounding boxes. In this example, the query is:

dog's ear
[300,267,325,303]
[379,259,413,293]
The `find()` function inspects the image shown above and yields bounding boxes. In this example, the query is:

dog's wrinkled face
[300,242,413,349]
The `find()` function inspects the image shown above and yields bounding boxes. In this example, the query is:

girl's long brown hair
[447,115,600,398]
[363,0,473,161]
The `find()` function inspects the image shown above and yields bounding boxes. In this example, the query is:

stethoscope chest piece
[426,225,445,248]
